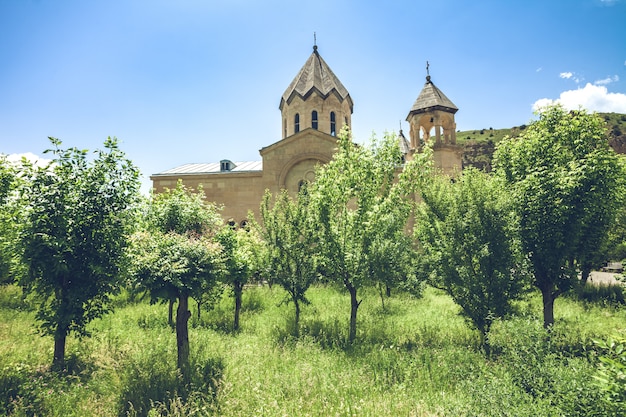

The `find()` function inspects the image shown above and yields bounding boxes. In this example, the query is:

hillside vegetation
[458,112,626,170]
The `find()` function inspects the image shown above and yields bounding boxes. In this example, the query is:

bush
[594,336,626,414]
[488,317,609,415]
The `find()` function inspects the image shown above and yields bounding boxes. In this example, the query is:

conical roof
[280,45,353,111]
[408,75,458,116]
[398,129,410,155]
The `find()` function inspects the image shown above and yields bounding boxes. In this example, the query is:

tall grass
[1,283,624,416]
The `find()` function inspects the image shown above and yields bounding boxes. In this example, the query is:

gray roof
[153,161,262,176]
[398,130,410,154]
[280,45,353,111]
[408,75,458,116]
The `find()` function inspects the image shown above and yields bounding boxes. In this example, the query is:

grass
[456,126,525,146]
[1,283,625,416]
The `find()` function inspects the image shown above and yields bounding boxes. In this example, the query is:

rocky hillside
[459,112,626,171]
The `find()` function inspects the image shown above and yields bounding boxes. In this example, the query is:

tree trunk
[234,282,243,331]
[53,286,69,370]
[386,285,391,298]
[168,298,175,327]
[347,283,361,343]
[480,322,492,357]
[540,286,555,328]
[294,299,301,337]
[52,330,67,370]
[176,293,191,377]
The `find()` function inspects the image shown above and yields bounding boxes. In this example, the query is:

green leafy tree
[260,188,318,335]
[415,168,529,348]
[605,196,626,262]
[309,130,417,342]
[129,181,224,375]
[0,155,24,284]
[494,105,624,327]
[20,137,140,369]
[217,222,263,331]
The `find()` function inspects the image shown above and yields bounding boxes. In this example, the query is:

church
[151,45,462,225]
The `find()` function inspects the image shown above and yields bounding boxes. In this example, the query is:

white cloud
[532,83,626,113]
[3,153,51,169]
[536,67,543,72]
[559,71,584,83]
[595,75,619,85]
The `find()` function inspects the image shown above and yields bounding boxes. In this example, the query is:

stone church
[151,45,462,225]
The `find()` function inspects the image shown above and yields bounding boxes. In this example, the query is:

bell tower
[279,44,353,139]
[406,65,462,174]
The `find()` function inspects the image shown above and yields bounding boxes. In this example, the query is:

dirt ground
[588,271,624,285]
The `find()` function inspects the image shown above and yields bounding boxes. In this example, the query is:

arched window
[311,111,318,130]
[330,112,336,136]
[295,113,300,133]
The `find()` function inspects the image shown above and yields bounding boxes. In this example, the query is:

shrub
[594,336,626,414]
[488,317,608,415]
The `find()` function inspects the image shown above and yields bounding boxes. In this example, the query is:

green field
[1,283,624,416]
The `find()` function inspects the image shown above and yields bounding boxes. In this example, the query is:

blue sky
[1,0,625,193]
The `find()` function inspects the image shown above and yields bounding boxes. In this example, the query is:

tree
[494,105,624,327]
[129,230,222,375]
[217,221,263,331]
[415,168,529,348]
[309,130,418,342]
[0,155,23,284]
[578,156,626,283]
[129,181,224,375]
[20,137,140,369]
[259,188,318,335]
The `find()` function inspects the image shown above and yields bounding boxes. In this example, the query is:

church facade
[151,45,462,225]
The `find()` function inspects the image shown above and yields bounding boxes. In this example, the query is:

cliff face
[461,137,625,173]
[609,134,626,154]
[462,140,496,172]
[459,113,626,172]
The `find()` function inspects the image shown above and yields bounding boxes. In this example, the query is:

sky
[1,0,626,193]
